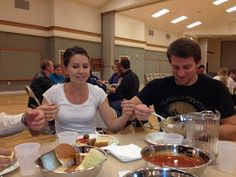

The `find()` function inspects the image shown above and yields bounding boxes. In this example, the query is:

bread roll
[54,143,77,167]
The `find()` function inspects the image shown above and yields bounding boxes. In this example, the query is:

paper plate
[0,161,19,175]
[77,134,119,148]
[144,132,165,145]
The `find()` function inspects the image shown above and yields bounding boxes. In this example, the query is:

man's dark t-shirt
[137,75,236,119]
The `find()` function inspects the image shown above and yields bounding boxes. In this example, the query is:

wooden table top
[1,125,236,177]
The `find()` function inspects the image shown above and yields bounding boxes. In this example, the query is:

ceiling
[77,0,236,37]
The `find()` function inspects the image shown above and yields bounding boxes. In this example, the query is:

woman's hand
[121,99,136,120]
[37,104,59,121]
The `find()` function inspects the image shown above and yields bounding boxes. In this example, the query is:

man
[28,59,55,134]
[197,64,211,77]
[122,38,236,141]
[108,58,139,117]
[28,59,54,107]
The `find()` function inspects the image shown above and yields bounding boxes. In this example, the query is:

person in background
[28,59,54,107]
[107,58,139,117]
[87,70,107,92]
[108,61,122,85]
[228,68,236,82]
[122,38,236,141]
[213,68,236,95]
[42,46,142,134]
[28,59,55,134]
[49,63,65,84]
[197,64,211,77]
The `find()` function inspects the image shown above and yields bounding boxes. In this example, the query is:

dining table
[1,124,236,177]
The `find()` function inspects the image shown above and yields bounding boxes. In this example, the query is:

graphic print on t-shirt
[158,95,206,117]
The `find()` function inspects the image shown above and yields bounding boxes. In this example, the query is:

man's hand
[134,104,153,120]
[0,148,12,172]
[25,109,45,132]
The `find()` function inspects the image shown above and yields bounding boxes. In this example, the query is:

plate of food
[76,134,119,148]
[144,132,165,145]
[0,152,19,175]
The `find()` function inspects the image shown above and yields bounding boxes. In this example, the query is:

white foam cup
[15,142,40,176]
[57,131,79,145]
[217,141,236,173]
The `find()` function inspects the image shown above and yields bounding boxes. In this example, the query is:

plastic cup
[15,142,40,176]
[217,141,236,173]
[163,133,184,145]
[57,131,79,145]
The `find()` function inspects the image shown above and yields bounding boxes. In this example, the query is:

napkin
[104,144,142,162]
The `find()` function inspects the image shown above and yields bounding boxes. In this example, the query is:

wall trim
[1,20,168,52]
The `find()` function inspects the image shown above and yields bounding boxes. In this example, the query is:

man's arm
[219,114,236,141]
[0,113,25,137]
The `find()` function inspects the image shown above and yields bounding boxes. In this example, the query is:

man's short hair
[198,64,205,69]
[120,58,130,69]
[167,38,202,63]
[40,59,52,70]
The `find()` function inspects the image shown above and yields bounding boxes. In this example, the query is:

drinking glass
[15,142,40,176]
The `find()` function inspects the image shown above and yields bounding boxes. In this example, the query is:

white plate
[0,161,19,175]
[145,132,165,145]
[77,134,119,148]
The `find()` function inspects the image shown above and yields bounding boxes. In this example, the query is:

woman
[42,46,138,134]
[213,68,236,95]
[108,61,122,85]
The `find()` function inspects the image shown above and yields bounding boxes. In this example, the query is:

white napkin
[104,144,142,162]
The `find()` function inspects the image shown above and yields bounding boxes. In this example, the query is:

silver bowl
[141,144,212,176]
[36,146,107,177]
[124,167,198,177]
[160,115,188,137]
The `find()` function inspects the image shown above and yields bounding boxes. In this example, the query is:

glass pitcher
[186,110,220,159]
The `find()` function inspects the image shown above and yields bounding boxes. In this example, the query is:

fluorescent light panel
[226,6,236,13]
[152,9,170,18]
[171,16,187,24]
[213,0,228,6]
[186,21,202,28]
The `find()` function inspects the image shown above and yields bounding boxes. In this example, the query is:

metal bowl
[124,167,198,177]
[36,146,107,177]
[141,144,212,176]
[160,115,188,137]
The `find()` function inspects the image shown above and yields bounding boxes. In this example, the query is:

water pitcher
[187,110,220,159]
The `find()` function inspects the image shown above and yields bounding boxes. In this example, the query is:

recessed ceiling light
[213,0,228,6]
[151,9,170,18]
[186,21,202,28]
[171,16,187,24]
[226,6,236,13]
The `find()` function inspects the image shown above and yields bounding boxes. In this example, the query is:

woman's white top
[43,83,107,134]
[213,76,236,94]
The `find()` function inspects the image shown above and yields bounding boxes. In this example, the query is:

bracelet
[21,113,28,127]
